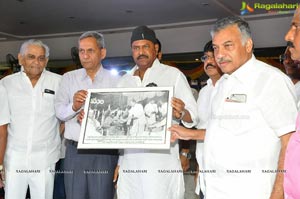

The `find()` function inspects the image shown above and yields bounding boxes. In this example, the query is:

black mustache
[287,41,294,48]
[137,55,149,59]
[205,63,216,69]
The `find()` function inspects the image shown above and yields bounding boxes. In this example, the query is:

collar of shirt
[130,59,160,75]
[80,64,105,81]
[206,78,213,87]
[219,54,257,86]
[20,65,46,77]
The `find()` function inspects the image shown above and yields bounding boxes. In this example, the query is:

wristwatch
[180,151,192,159]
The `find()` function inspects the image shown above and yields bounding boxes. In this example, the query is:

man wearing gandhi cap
[115,25,198,199]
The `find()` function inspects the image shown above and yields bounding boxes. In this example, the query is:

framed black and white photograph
[78,87,173,149]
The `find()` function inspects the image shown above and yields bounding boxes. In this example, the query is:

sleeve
[196,87,210,129]
[174,72,198,128]
[259,73,297,137]
[0,84,9,125]
[55,74,79,121]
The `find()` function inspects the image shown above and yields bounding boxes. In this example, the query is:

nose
[137,48,145,55]
[214,47,224,60]
[285,27,294,42]
[80,52,90,59]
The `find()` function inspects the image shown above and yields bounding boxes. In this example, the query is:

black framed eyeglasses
[279,54,287,63]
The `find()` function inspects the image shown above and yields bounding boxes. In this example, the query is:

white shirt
[204,55,297,199]
[0,83,9,125]
[195,78,215,195]
[294,81,300,108]
[117,59,198,199]
[2,68,62,170]
[55,67,120,141]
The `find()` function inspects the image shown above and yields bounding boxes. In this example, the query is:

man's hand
[169,125,206,141]
[171,97,185,119]
[113,165,119,189]
[169,124,190,141]
[72,90,88,112]
[269,132,292,199]
[180,149,190,172]
[77,110,85,124]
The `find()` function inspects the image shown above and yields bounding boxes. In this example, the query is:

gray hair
[210,16,252,45]
[79,31,105,49]
[19,39,50,58]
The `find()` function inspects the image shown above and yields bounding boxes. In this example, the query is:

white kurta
[294,81,300,108]
[117,59,198,199]
[195,78,215,195]
[204,55,297,199]
[2,69,61,170]
[0,83,9,125]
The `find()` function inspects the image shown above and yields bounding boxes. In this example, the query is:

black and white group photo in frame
[78,87,173,149]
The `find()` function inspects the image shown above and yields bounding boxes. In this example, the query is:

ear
[154,43,159,55]
[100,48,107,60]
[17,53,24,66]
[245,38,253,53]
[44,57,49,66]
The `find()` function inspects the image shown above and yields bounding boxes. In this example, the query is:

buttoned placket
[22,72,45,169]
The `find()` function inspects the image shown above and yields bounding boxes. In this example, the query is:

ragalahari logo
[240,1,254,15]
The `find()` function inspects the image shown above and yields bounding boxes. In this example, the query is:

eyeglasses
[279,54,287,63]
[201,54,214,62]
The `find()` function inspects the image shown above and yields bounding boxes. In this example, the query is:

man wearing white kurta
[204,16,297,199]
[116,26,198,199]
[195,40,222,198]
[0,83,10,189]
[1,39,61,199]
[168,41,222,199]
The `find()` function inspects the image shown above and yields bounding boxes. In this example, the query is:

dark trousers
[53,159,66,199]
[64,141,118,199]
[199,189,204,199]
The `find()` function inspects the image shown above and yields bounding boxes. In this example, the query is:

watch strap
[180,151,191,159]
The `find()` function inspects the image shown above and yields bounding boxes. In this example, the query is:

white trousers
[5,164,55,199]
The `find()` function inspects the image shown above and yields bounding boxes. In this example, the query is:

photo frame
[78,87,173,149]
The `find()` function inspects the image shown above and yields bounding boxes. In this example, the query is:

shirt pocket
[41,93,55,114]
[219,102,252,136]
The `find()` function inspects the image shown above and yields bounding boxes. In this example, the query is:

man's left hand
[171,97,185,119]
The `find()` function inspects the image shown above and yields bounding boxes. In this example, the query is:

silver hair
[210,16,252,45]
[19,39,50,57]
[79,31,105,48]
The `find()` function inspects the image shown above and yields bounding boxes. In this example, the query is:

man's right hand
[72,90,88,111]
